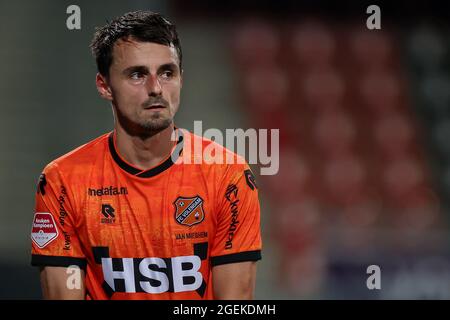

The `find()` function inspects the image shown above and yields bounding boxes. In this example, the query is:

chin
[140,118,172,132]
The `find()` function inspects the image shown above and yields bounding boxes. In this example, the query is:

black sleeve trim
[211,250,261,267]
[31,255,87,269]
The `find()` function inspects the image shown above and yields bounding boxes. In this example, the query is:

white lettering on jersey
[139,258,170,294]
[100,255,203,294]
[102,257,136,292]
[172,255,202,293]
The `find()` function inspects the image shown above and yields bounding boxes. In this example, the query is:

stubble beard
[114,106,173,140]
[139,114,172,134]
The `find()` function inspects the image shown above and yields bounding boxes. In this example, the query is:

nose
[146,74,162,96]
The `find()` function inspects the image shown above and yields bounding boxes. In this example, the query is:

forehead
[111,38,179,69]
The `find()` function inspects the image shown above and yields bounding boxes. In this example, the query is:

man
[30,11,262,300]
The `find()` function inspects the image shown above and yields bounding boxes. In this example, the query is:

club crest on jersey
[174,196,205,227]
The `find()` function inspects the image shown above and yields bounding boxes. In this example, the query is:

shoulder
[181,129,249,172]
[179,129,254,188]
[41,133,110,180]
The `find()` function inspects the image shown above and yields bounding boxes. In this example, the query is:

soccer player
[30,11,262,300]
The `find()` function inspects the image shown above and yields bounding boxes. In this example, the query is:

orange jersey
[31,129,262,299]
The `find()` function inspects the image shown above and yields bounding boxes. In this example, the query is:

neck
[114,124,176,171]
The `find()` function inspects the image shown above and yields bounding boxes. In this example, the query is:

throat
[114,125,177,172]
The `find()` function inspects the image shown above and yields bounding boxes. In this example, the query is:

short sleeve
[210,164,262,266]
[30,162,87,269]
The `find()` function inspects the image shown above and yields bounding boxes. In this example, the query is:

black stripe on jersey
[31,254,87,269]
[194,242,208,260]
[108,134,142,175]
[108,129,184,178]
[137,134,183,178]
[210,250,262,267]
[196,279,207,298]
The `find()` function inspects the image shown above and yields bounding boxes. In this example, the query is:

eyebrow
[122,65,148,76]
[122,63,179,76]
[158,63,179,72]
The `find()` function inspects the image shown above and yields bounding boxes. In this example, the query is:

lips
[144,104,166,110]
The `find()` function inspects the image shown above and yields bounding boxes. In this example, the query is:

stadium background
[1,0,450,299]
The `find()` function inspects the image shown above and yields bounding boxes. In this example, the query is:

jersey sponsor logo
[92,243,208,297]
[62,231,71,251]
[36,173,47,195]
[31,212,59,248]
[225,184,240,250]
[58,186,68,227]
[101,204,116,224]
[174,196,205,227]
[175,231,208,240]
[244,169,258,190]
[88,186,128,196]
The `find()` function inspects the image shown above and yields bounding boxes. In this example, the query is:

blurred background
[1,0,450,299]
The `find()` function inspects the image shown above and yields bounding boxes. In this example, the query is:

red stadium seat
[321,153,367,207]
[275,199,322,241]
[291,20,336,71]
[359,71,403,116]
[301,69,346,110]
[313,110,356,158]
[388,186,440,231]
[241,66,289,112]
[231,18,280,68]
[340,190,381,227]
[381,155,427,204]
[240,66,291,132]
[372,112,415,159]
[348,28,394,70]
[264,149,317,202]
[230,16,442,285]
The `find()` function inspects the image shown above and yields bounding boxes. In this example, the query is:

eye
[160,70,173,79]
[130,72,145,80]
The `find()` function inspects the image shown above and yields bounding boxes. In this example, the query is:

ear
[95,73,113,101]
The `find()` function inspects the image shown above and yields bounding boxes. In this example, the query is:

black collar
[108,129,184,178]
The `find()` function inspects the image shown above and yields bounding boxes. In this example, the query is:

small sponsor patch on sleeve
[31,212,59,248]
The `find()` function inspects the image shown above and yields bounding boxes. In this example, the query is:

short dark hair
[90,11,182,77]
